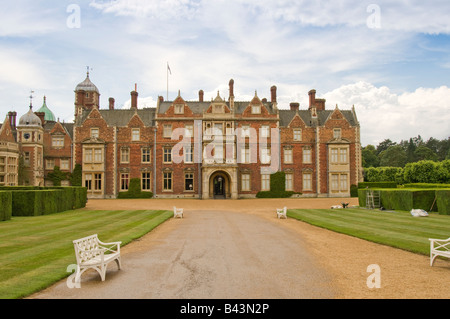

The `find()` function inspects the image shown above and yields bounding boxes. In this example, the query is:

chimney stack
[199,90,204,102]
[290,102,300,111]
[308,89,316,108]
[229,79,235,98]
[8,111,17,130]
[271,85,277,103]
[109,98,115,110]
[131,84,138,109]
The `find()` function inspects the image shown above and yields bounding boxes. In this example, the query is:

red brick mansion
[1,72,363,199]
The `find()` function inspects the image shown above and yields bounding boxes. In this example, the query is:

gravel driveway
[32,207,336,299]
[30,198,449,299]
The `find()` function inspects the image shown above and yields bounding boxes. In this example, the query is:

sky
[0,0,449,146]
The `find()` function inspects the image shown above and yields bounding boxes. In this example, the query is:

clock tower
[17,104,44,186]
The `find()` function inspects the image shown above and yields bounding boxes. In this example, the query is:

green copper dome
[36,96,56,122]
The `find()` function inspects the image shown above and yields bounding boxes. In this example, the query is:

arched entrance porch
[202,167,238,199]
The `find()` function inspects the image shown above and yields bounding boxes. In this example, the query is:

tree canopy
[362,136,450,168]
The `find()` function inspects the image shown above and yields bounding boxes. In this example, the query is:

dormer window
[251,105,261,114]
[91,128,99,139]
[174,104,184,114]
[333,128,341,139]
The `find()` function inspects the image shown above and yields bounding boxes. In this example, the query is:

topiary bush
[118,178,153,199]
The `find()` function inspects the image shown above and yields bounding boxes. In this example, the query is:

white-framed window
[91,128,99,139]
[184,145,193,163]
[121,148,130,163]
[163,147,172,163]
[131,128,140,141]
[94,149,102,162]
[333,128,341,139]
[120,173,129,191]
[185,124,193,138]
[284,148,293,164]
[46,159,55,170]
[184,173,194,191]
[52,136,64,148]
[260,125,270,138]
[142,172,151,191]
[60,159,70,170]
[261,174,270,191]
[84,149,92,163]
[260,147,271,164]
[251,105,261,114]
[24,152,30,167]
[142,147,151,163]
[340,148,348,163]
[174,104,184,114]
[330,147,348,164]
[285,173,293,191]
[241,173,250,191]
[241,125,250,138]
[240,147,250,164]
[163,172,173,191]
[163,125,172,138]
[293,129,302,141]
[303,173,312,191]
[303,148,312,163]
[331,173,348,193]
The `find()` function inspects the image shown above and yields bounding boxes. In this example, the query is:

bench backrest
[73,234,101,264]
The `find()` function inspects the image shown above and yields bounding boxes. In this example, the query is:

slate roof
[78,108,156,127]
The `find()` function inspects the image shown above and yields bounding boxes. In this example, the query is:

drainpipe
[153,128,157,197]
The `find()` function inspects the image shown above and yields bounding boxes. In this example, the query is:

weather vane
[29,90,35,108]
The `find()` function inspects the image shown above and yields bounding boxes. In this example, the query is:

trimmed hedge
[0,191,12,221]
[358,188,449,214]
[358,182,398,189]
[1,186,88,217]
[403,183,450,189]
[436,190,450,215]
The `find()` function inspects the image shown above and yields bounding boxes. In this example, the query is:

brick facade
[0,74,363,197]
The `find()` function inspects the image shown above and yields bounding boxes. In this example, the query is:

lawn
[0,209,172,299]
[288,208,450,255]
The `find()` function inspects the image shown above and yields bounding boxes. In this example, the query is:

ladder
[366,189,380,209]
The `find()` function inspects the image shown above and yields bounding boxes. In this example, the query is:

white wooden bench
[277,207,287,219]
[73,234,122,283]
[174,206,184,219]
[429,237,450,266]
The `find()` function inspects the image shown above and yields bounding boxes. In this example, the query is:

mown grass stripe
[0,209,172,299]
[287,208,450,255]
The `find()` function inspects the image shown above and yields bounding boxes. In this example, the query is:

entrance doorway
[209,171,230,199]
[213,176,225,199]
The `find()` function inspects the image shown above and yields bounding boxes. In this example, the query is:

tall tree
[379,145,407,167]
[362,145,380,168]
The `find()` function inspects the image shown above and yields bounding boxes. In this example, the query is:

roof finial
[29,90,35,109]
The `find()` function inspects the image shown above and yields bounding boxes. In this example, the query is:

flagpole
[167,62,169,101]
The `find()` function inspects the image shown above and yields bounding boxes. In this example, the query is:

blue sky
[0,0,449,146]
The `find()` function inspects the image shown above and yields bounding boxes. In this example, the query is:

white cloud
[324,82,450,146]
